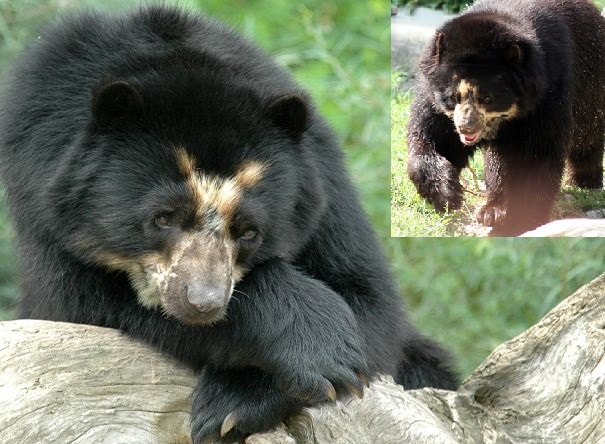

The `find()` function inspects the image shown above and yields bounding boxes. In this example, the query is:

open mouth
[459,132,481,145]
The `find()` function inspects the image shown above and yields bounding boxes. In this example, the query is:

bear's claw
[220,412,238,437]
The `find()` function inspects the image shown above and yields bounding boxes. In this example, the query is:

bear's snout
[158,232,236,325]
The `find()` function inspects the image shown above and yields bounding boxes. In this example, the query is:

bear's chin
[173,310,227,326]
[162,302,228,326]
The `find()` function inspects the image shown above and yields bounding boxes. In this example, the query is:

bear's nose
[186,283,230,315]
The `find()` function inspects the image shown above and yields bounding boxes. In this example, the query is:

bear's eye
[239,229,258,241]
[482,96,493,104]
[154,213,173,229]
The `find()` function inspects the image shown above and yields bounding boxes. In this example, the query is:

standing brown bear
[407,0,605,236]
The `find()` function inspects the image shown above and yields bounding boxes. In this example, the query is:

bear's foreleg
[407,96,472,212]
[184,259,368,440]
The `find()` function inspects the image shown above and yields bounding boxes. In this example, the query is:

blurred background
[0,0,603,379]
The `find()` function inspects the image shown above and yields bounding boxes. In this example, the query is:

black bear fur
[407,0,605,236]
[0,6,457,442]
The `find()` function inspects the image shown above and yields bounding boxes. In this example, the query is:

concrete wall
[391,7,456,88]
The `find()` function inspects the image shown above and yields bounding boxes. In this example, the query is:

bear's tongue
[460,132,480,144]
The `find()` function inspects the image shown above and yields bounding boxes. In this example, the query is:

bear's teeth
[460,132,480,144]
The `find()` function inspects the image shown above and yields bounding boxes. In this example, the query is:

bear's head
[55,67,326,325]
[419,12,547,145]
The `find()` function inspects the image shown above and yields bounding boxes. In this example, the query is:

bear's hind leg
[396,335,458,391]
[567,133,604,189]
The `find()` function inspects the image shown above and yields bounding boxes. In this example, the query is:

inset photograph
[391,0,605,237]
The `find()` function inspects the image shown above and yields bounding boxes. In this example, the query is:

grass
[554,187,605,219]
[391,91,451,236]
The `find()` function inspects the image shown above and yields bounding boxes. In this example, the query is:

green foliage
[387,238,605,377]
[395,0,473,13]
[554,187,605,219]
[391,84,605,374]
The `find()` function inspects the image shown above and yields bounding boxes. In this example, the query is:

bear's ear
[434,32,444,64]
[420,32,444,74]
[92,80,143,125]
[266,94,308,138]
[506,44,523,65]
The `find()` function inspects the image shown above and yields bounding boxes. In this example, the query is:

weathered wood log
[520,218,605,237]
[1,272,604,443]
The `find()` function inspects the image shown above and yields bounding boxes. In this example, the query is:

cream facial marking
[175,147,197,177]
[174,147,267,223]
[88,250,166,308]
[233,264,248,283]
[457,79,474,98]
[449,81,518,145]
[234,161,266,188]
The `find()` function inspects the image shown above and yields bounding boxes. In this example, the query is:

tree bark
[1,272,604,443]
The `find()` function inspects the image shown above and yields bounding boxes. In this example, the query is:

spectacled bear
[407,0,605,236]
[0,6,457,443]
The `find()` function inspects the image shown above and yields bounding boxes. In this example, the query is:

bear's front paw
[475,203,507,227]
[408,158,463,212]
[430,178,463,213]
[190,366,302,443]
[271,331,369,404]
